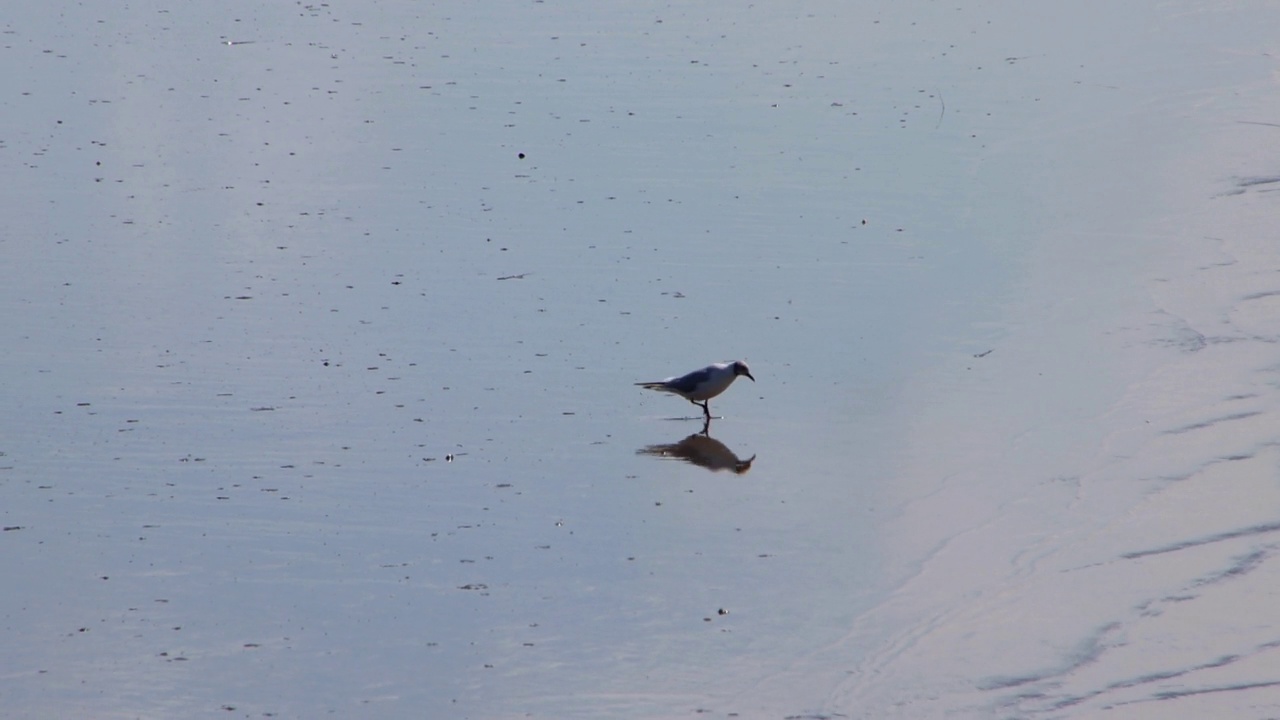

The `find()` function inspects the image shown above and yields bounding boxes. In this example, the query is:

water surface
[4,2,1280,718]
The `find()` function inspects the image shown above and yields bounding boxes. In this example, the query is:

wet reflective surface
[5,1,1280,718]
[639,426,756,474]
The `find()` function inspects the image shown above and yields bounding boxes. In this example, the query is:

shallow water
[5,1,1280,718]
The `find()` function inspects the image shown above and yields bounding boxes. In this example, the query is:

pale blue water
[4,2,1280,718]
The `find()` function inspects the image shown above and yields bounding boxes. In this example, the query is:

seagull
[636,361,755,420]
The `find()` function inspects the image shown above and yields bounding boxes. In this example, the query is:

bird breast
[686,371,736,401]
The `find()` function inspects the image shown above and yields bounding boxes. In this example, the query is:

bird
[636,361,755,420]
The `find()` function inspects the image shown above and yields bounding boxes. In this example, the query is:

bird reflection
[637,425,756,474]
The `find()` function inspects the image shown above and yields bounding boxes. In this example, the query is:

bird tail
[636,381,673,393]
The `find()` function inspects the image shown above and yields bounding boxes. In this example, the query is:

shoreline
[826,35,1280,720]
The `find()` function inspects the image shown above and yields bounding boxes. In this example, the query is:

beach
[2,1,1279,718]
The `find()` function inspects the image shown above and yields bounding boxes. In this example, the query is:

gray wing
[664,367,712,394]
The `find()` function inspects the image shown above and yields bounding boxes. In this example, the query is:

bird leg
[687,399,712,421]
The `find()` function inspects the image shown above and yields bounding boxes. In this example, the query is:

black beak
[745,371,755,382]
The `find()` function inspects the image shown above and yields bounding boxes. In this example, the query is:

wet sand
[3,1,1280,718]
[793,20,1280,718]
